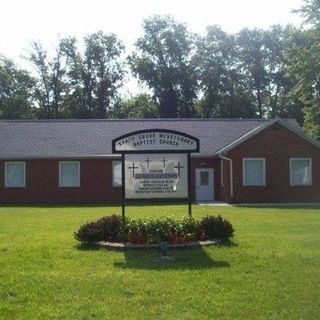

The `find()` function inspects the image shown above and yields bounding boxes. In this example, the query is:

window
[243,158,266,186]
[200,171,209,186]
[59,161,80,187]
[290,158,312,186]
[5,162,26,187]
[113,160,122,187]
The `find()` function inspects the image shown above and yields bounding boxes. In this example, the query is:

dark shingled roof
[0,118,300,159]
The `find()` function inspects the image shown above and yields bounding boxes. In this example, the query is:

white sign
[114,130,198,152]
[125,153,188,199]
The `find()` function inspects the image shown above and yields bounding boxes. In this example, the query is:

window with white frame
[59,161,80,187]
[290,158,312,186]
[243,158,266,186]
[112,160,122,187]
[5,162,26,187]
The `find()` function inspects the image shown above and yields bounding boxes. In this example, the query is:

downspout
[219,153,234,198]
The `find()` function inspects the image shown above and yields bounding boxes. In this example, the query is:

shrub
[200,215,234,239]
[126,217,184,244]
[181,217,200,241]
[74,214,234,244]
[74,221,104,243]
[75,214,123,243]
[98,215,123,241]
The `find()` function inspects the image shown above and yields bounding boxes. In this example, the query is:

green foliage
[2,10,320,137]
[129,15,198,118]
[27,31,125,119]
[75,215,234,244]
[285,10,320,140]
[74,221,103,243]
[294,0,320,27]
[200,215,235,239]
[75,214,123,243]
[28,41,68,119]
[0,56,36,119]
[126,217,189,244]
[112,93,159,118]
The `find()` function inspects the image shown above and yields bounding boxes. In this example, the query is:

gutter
[219,153,234,198]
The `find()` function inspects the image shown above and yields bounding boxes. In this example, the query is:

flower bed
[74,214,234,245]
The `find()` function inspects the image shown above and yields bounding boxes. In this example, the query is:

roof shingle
[0,118,300,159]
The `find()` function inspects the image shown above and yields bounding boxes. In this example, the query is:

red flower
[198,231,207,241]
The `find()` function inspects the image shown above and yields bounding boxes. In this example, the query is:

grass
[0,204,319,319]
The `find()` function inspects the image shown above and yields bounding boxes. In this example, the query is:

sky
[0,0,304,93]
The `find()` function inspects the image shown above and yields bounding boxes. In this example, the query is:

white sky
[0,0,304,94]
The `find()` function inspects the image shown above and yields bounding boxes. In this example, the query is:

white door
[195,168,214,201]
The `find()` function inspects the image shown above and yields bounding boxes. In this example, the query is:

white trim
[4,161,26,188]
[278,119,320,149]
[59,161,80,187]
[289,158,312,186]
[217,120,276,154]
[220,159,224,187]
[195,168,214,201]
[112,160,122,187]
[0,154,121,160]
[219,154,233,197]
[243,158,266,186]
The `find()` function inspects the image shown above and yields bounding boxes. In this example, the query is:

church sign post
[112,129,200,220]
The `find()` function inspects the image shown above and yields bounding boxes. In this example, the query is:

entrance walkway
[196,201,230,206]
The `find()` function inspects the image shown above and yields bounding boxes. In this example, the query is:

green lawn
[0,204,319,319]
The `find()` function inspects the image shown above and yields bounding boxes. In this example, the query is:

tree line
[0,0,320,140]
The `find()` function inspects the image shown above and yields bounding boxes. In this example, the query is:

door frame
[195,168,214,201]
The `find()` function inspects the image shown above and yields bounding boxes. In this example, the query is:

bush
[181,217,200,241]
[74,214,123,243]
[98,215,123,241]
[74,221,104,243]
[200,215,234,239]
[75,214,234,244]
[126,217,185,244]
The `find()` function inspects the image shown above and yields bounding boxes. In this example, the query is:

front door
[195,168,214,201]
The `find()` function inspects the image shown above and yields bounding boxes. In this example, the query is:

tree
[195,26,256,118]
[28,41,68,118]
[112,94,159,118]
[236,28,269,118]
[235,26,299,120]
[263,25,302,120]
[286,28,320,139]
[129,15,197,118]
[294,0,320,26]
[61,32,125,118]
[0,56,35,119]
[286,1,320,139]
[195,26,229,117]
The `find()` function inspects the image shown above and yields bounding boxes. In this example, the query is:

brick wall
[0,157,221,204]
[1,123,318,204]
[225,123,320,203]
[0,159,122,204]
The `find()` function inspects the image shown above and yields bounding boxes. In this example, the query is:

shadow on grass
[75,243,102,251]
[114,246,230,270]
[217,239,238,247]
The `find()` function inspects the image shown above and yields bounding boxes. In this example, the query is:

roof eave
[0,154,122,160]
[217,118,320,155]
[0,153,219,160]
[216,119,277,155]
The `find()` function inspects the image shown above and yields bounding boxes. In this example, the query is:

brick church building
[0,118,319,204]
